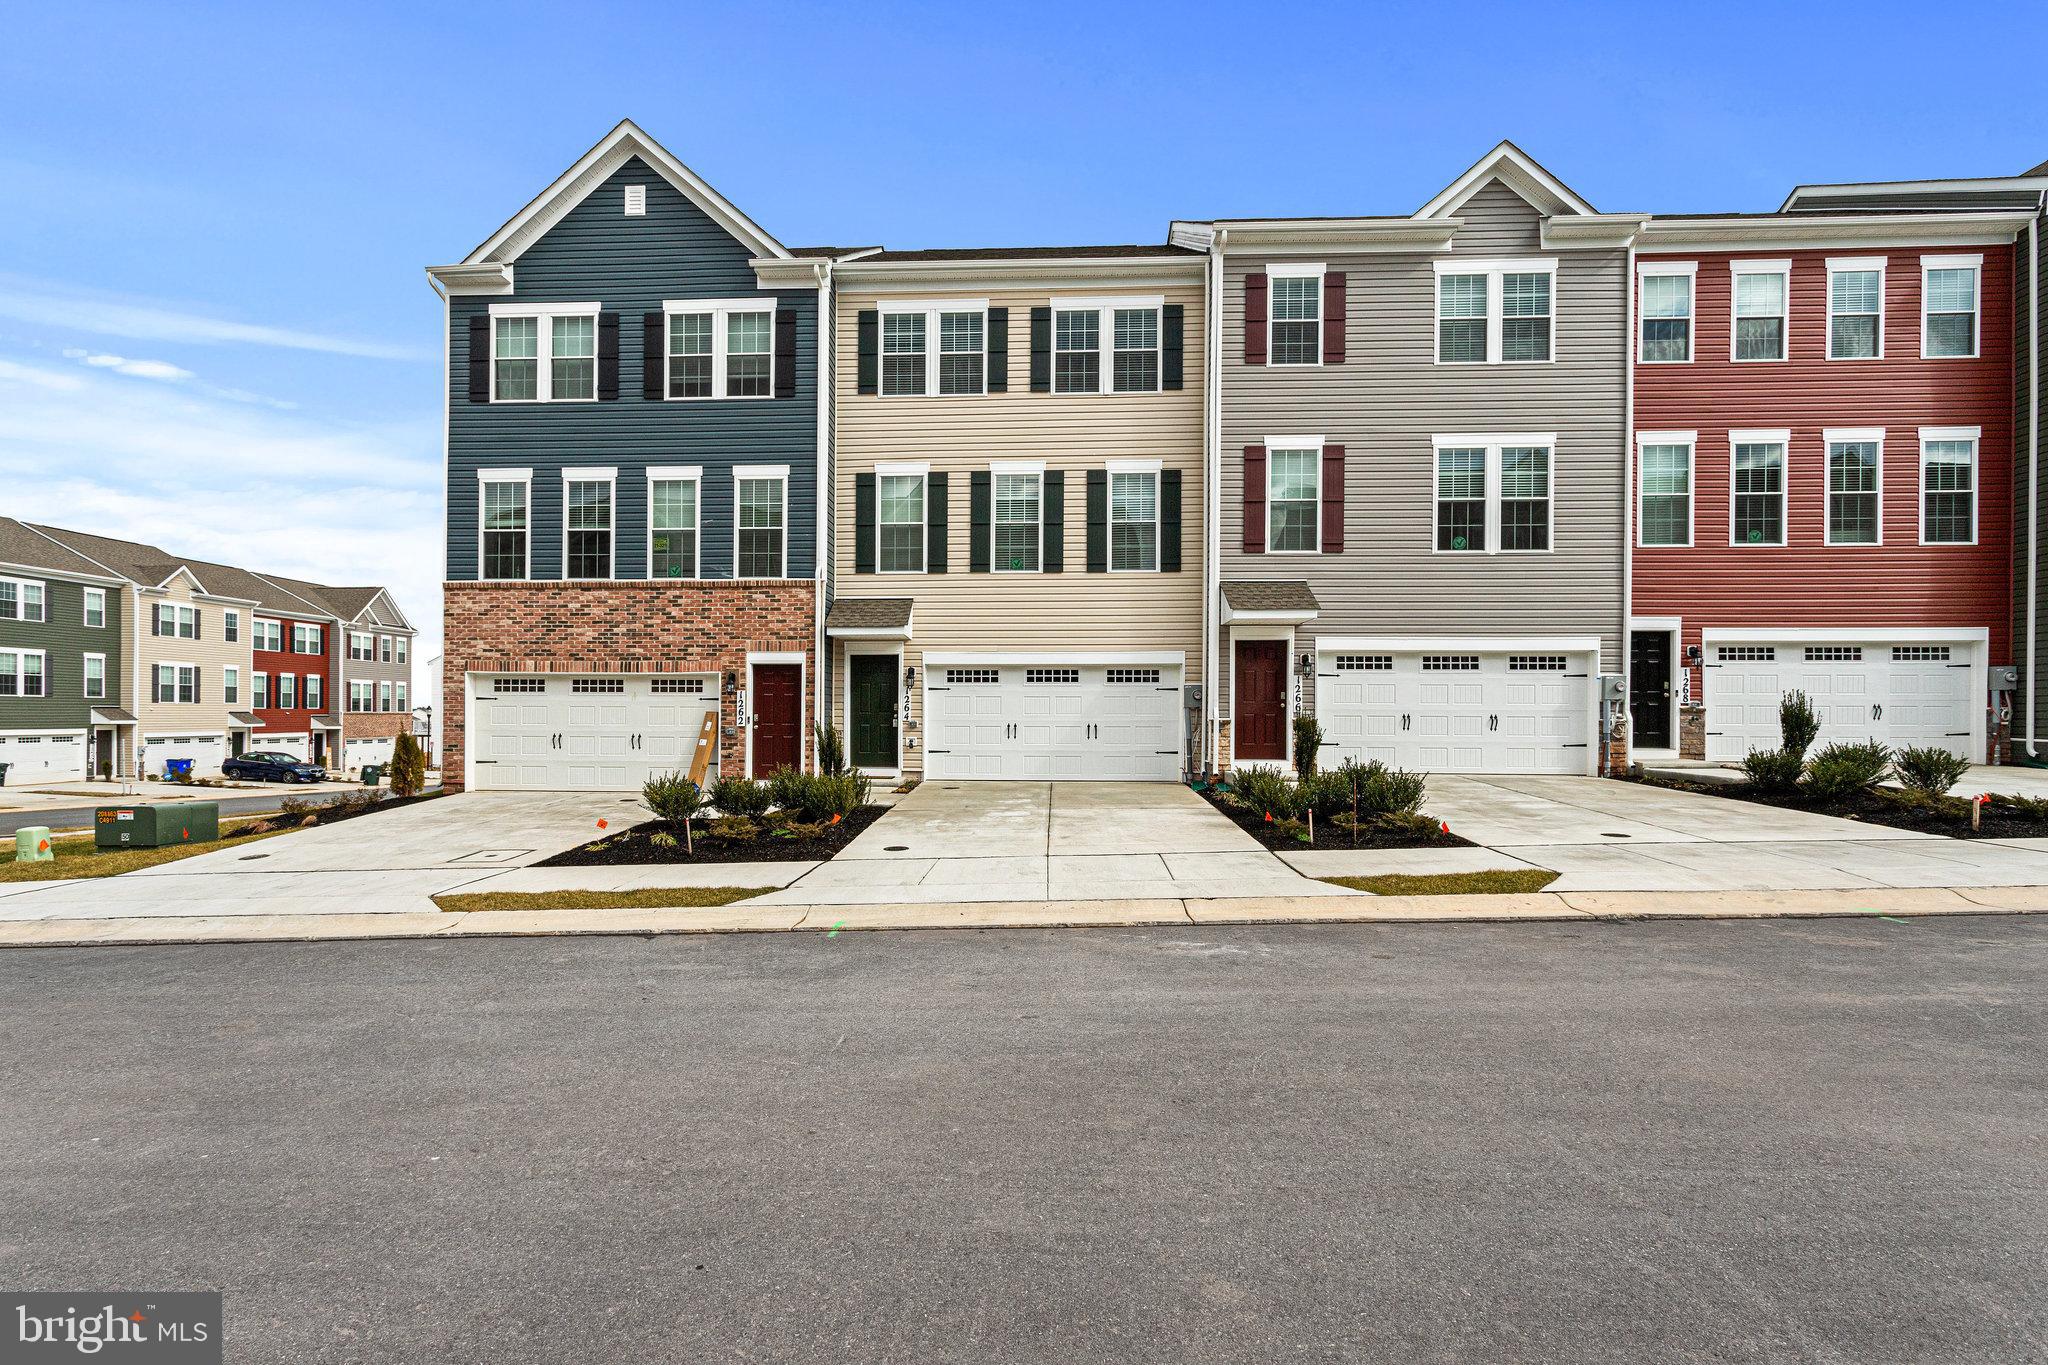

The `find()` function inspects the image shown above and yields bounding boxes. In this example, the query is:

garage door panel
[472,675,717,791]
[922,665,1182,781]
[1320,650,1591,775]
[1706,642,1976,760]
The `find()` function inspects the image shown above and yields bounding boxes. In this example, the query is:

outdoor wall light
[723,671,737,692]
[1684,646,1702,665]
[1300,653,1312,673]
[904,665,916,689]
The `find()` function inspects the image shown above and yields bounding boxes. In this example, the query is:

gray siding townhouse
[1177,143,1643,775]
[0,517,130,780]
[429,119,831,791]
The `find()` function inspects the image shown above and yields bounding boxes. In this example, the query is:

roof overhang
[1639,211,2034,251]
[1221,605,1320,625]
[1540,214,1649,249]
[828,625,914,641]
[830,255,1205,292]
[90,707,138,726]
[0,558,123,586]
[1415,141,1598,219]
[425,262,515,297]
[751,256,836,290]
[1186,218,1462,255]
[226,712,260,730]
[311,716,344,731]
[1781,177,2048,212]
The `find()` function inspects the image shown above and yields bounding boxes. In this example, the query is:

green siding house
[0,518,129,780]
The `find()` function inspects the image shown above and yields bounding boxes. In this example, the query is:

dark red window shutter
[1321,445,1345,552]
[1244,273,1268,365]
[1322,271,1346,364]
[1243,445,1267,554]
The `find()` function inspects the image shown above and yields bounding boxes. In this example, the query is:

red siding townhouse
[250,606,335,765]
[1630,210,2027,762]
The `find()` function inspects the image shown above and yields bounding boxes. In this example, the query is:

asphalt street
[1,917,2042,1363]
[0,786,435,836]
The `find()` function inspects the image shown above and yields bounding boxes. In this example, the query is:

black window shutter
[854,473,877,574]
[193,609,202,640]
[1029,307,1052,392]
[597,312,620,400]
[857,311,878,394]
[969,471,991,572]
[1043,470,1065,572]
[986,309,1009,392]
[193,669,201,704]
[1161,470,1183,571]
[774,309,797,398]
[467,314,490,402]
[1162,304,1184,390]
[151,607,161,637]
[642,312,665,399]
[928,471,949,573]
[1086,469,1108,572]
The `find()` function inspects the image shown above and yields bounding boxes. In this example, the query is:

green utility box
[14,826,53,863]
[96,802,220,850]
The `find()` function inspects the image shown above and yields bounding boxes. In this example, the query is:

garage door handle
[1872,704,1883,720]
[1489,715,1498,732]
[1401,714,1411,731]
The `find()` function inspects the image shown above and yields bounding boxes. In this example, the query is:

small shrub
[1803,740,1891,802]
[277,796,312,819]
[648,830,678,850]
[707,815,759,842]
[1292,715,1324,779]
[1301,769,1355,820]
[1740,748,1805,796]
[815,723,846,777]
[1894,745,1970,797]
[709,776,773,819]
[808,770,872,819]
[1995,791,2048,820]
[1356,762,1427,817]
[1779,690,1821,760]
[388,732,428,798]
[1227,765,1299,820]
[768,767,808,813]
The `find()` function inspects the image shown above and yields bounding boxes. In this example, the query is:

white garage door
[1317,649,1593,774]
[1705,642,1975,761]
[0,732,86,782]
[471,674,718,791]
[143,734,228,778]
[344,737,394,772]
[923,663,1184,781]
[262,734,309,760]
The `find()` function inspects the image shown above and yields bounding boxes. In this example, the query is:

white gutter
[813,259,832,770]
[1204,228,1226,777]
[1620,236,1637,775]
[2030,210,2042,757]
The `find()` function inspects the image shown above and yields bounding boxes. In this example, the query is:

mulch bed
[539,805,887,866]
[1627,773,2048,841]
[218,789,444,840]
[1200,787,1473,852]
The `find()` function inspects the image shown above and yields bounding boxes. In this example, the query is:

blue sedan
[223,751,328,784]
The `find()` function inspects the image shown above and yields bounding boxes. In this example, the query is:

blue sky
[3,0,2043,670]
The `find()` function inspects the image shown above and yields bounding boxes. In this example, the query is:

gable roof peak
[1414,139,1597,220]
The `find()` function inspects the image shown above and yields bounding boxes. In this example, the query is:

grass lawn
[433,886,773,913]
[1320,869,1560,896]
[0,820,285,882]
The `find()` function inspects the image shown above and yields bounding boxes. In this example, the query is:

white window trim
[0,647,47,698]
[647,465,703,581]
[253,617,282,653]
[306,673,322,712]
[661,297,777,402]
[733,464,792,580]
[80,651,106,700]
[1825,256,1887,362]
[156,661,199,705]
[1048,294,1165,395]
[1727,428,1792,548]
[1263,438,1323,556]
[221,664,239,706]
[253,671,268,709]
[0,576,46,623]
[222,609,239,643]
[874,461,931,576]
[1429,433,1559,556]
[477,467,533,581]
[1433,257,1558,366]
[877,300,990,397]
[1637,260,1697,365]
[1920,254,1982,360]
[278,672,297,711]
[1729,259,1791,363]
[1918,425,1981,547]
[1635,430,1697,549]
[989,465,1046,574]
[560,466,619,581]
[83,587,106,629]
[487,302,601,404]
[1107,465,1163,574]
[1265,262,1325,369]
[1822,427,1887,548]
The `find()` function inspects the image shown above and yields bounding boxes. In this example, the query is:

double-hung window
[155,604,198,639]
[666,299,775,399]
[293,623,321,655]
[253,671,268,709]
[562,469,616,580]
[156,664,196,704]
[1637,434,1695,548]
[0,578,46,622]
[1053,297,1162,394]
[735,466,788,578]
[1919,427,1979,545]
[879,303,987,396]
[397,682,408,712]
[1824,429,1884,546]
[1729,430,1789,546]
[1110,467,1160,572]
[1731,261,1789,362]
[396,637,407,665]
[1922,255,1981,359]
[1432,435,1555,553]
[379,635,393,663]
[992,467,1043,572]
[1268,265,1322,366]
[380,682,394,713]
[306,673,322,712]
[84,653,106,700]
[877,465,926,574]
[1435,259,1555,364]
[648,467,701,579]
[0,650,45,697]
[479,469,531,581]
[84,588,105,628]
[278,672,297,711]
[489,304,599,402]
[222,665,237,705]
[1827,258,1885,359]
[1267,447,1320,553]
[223,609,239,643]
[253,618,282,652]
[1638,262,1695,363]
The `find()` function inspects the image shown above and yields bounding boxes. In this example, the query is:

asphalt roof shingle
[1221,580,1321,615]
[825,597,914,632]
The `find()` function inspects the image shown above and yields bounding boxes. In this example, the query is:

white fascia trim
[1414,142,1598,220]
[1432,256,1558,275]
[922,650,1185,668]
[489,300,601,317]
[425,262,515,296]
[1728,428,1793,444]
[1637,429,1699,445]
[1315,635,1602,655]
[1827,256,1889,272]
[1922,253,1985,270]
[560,466,618,483]
[1048,294,1166,311]
[1822,427,1887,444]
[746,650,807,664]
[875,460,931,477]
[476,467,531,483]
[646,465,702,481]
[1637,258,1698,275]
[1105,457,1164,473]
[1222,607,1319,625]
[878,297,989,313]
[1266,261,1325,278]
[1432,432,1559,448]
[733,464,792,481]
[1264,434,1325,449]
[663,296,775,314]
[1702,627,1988,646]
[988,459,1046,475]
[1730,258,1793,274]
[825,625,913,640]
[1919,425,1984,442]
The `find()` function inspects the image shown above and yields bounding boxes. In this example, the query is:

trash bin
[14,826,53,863]
[96,802,219,849]
[0,761,10,787]
[361,764,384,787]
[164,758,195,783]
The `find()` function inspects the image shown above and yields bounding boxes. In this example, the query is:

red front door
[751,664,803,776]
[1234,641,1288,761]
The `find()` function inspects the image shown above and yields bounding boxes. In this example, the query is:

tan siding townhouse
[826,246,1208,780]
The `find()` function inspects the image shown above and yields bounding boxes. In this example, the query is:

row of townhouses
[428,123,2045,792]
[0,519,415,780]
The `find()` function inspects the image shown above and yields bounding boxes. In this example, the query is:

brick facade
[441,579,816,791]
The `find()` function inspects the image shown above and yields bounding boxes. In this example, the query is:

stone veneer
[441,579,816,791]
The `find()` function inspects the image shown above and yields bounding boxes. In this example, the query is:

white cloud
[0,275,429,361]
[0,358,87,391]
[64,348,195,382]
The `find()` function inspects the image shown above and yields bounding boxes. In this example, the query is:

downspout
[813,260,832,771]
[1204,228,1226,780]
[2028,210,2042,758]
[1615,235,1638,778]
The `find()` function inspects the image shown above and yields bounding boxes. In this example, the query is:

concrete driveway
[757,782,1350,905]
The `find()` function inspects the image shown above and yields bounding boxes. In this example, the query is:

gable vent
[623,184,646,217]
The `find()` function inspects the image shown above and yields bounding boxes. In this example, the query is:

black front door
[850,655,899,769]
[1629,631,1673,749]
